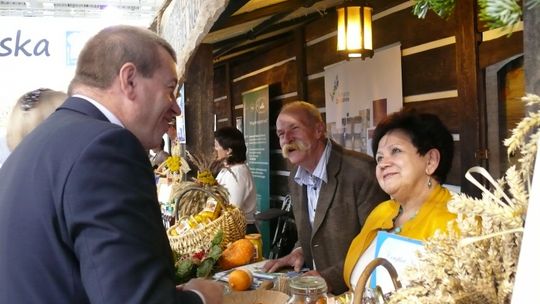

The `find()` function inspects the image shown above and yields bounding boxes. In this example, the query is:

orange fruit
[218,239,255,270]
[228,268,253,291]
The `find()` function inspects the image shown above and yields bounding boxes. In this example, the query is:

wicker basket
[167,186,246,257]
[352,258,402,304]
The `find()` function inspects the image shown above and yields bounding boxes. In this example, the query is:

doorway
[486,55,525,179]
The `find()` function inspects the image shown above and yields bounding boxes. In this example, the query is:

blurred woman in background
[6,88,67,152]
[214,126,258,234]
[149,138,170,169]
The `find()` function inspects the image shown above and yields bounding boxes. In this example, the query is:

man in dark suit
[264,101,388,294]
[0,25,222,303]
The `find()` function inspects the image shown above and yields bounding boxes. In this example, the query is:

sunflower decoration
[155,141,191,181]
[165,156,182,173]
[196,169,218,186]
[386,94,540,304]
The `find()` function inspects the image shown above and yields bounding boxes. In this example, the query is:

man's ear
[314,121,325,139]
[119,63,137,100]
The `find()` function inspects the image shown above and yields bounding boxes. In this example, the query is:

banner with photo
[324,43,403,156]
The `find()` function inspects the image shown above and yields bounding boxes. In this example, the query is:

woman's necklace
[388,206,418,234]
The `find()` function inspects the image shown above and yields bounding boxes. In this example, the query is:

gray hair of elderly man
[279,101,325,129]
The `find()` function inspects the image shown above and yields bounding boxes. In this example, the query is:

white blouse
[216,163,257,224]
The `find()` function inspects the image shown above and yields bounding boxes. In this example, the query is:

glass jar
[286,275,328,304]
[245,233,263,261]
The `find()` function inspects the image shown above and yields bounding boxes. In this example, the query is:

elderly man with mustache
[263,101,388,294]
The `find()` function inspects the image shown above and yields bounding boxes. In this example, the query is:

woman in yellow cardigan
[343,109,457,290]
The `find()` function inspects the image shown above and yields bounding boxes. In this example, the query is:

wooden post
[225,62,234,126]
[184,44,214,157]
[294,28,307,101]
[455,0,485,196]
[524,5,540,96]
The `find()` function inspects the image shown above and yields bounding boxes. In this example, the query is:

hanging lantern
[337,0,374,59]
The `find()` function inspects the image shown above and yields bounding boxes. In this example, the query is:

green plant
[413,0,540,30]
[174,230,224,284]
[479,0,525,29]
[412,0,455,19]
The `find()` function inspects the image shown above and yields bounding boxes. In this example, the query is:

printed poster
[324,43,403,156]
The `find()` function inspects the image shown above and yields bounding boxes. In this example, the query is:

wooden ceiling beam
[212,12,320,55]
[211,0,324,31]
[210,0,252,31]
[215,31,293,59]
[214,33,294,65]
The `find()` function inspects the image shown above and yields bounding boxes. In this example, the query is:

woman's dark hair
[214,126,247,164]
[371,109,454,183]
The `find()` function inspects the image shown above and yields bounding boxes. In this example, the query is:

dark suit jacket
[289,141,388,294]
[0,97,201,304]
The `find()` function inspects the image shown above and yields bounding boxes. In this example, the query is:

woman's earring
[427,176,432,189]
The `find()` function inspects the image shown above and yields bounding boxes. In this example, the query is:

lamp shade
[337,1,373,59]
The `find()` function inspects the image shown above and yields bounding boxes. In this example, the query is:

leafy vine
[413,0,540,30]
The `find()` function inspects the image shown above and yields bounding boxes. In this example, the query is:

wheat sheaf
[387,94,540,304]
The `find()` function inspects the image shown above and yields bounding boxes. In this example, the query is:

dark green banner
[242,85,270,256]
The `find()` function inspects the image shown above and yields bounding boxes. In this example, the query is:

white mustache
[281,141,310,158]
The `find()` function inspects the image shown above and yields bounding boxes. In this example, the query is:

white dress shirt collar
[294,139,332,187]
[294,139,332,225]
[72,94,124,127]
